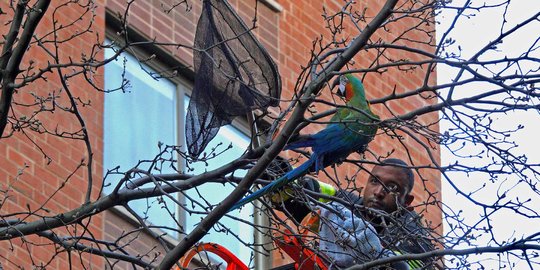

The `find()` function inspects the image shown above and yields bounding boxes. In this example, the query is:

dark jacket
[275,178,435,268]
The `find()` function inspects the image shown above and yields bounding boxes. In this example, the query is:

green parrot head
[336,73,370,110]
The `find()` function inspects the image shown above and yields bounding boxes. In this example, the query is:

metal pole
[247,111,272,269]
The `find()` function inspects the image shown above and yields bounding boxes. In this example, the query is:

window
[104,47,179,236]
[103,46,254,261]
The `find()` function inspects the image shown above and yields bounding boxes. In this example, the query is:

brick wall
[0,0,440,268]
[0,1,106,269]
[106,0,441,267]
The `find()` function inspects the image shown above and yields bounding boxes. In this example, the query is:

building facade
[0,0,440,268]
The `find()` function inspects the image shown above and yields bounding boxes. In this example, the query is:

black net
[186,0,281,158]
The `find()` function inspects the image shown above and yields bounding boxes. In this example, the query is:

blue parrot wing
[310,123,372,170]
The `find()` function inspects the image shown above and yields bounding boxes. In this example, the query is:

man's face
[363,165,413,214]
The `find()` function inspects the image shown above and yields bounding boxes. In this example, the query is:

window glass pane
[103,47,178,236]
[183,97,255,265]
[103,45,255,259]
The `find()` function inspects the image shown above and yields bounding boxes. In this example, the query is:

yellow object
[318,181,336,202]
[269,178,337,204]
[270,186,293,204]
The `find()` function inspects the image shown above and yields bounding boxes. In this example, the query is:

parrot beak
[331,76,346,98]
[338,83,346,97]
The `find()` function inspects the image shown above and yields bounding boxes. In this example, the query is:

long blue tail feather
[229,159,314,211]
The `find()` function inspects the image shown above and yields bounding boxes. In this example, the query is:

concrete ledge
[261,0,283,12]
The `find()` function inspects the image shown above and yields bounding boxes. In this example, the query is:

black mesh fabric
[186,0,281,157]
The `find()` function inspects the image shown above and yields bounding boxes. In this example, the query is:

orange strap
[274,210,328,270]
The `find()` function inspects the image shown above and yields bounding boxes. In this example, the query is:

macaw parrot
[230,74,379,211]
